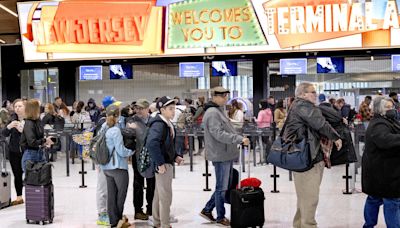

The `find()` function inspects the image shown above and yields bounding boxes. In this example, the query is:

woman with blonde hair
[20,99,54,172]
[2,99,26,205]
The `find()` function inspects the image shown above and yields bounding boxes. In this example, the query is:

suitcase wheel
[26,219,29,224]
[49,220,53,224]
[40,221,44,225]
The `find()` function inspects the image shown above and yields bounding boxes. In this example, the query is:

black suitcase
[25,184,54,225]
[231,145,265,228]
[0,140,11,209]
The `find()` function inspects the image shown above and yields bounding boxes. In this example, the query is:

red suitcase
[25,184,54,225]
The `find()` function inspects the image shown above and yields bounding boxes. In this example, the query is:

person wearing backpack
[99,104,134,228]
[146,96,184,228]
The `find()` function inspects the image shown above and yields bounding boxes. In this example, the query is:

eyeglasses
[307,91,317,94]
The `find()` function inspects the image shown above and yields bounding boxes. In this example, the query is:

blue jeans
[363,195,400,228]
[203,161,233,221]
[21,149,45,172]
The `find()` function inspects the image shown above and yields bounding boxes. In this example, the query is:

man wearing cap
[200,87,250,226]
[126,99,155,221]
[146,96,184,228]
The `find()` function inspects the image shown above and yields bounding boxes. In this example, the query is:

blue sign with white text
[79,66,102,80]
[280,59,307,75]
[392,55,400,72]
[179,62,204,78]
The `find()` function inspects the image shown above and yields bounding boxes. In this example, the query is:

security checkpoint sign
[79,66,103,80]
[280,59,307,75]
[167,0,267,48]
[179,62,204,77]
[392,55,400,72]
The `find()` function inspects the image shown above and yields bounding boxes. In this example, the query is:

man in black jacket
[284,83,342,228]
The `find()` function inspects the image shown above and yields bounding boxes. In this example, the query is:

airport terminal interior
[2,0,400,227]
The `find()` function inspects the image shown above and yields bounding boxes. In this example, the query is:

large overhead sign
[253,0,400,50]
[17,0,163,62]
[167,0,267,48]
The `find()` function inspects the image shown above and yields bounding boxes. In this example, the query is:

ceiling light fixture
[0,39,6,44]
[0,3,18,18]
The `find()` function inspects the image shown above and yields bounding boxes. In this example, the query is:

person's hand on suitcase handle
[242,137,250,146]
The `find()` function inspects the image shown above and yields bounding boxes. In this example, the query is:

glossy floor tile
[0,150,387,227]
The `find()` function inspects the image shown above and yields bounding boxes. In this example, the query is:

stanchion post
[342,163,352,194]
[189,135,194,172]
[203,159,211,191]
[270,165,280,193]
[79,158,87,188]
[66,133,70,177]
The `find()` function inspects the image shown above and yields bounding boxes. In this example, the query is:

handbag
[267,107,313,172]
[25,161,53,186]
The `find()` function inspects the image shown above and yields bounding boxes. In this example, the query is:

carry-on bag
[230,145,265,228]
[25,184,54,225]
[0,140,11,209]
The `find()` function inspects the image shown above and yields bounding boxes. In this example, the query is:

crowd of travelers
[1,84,400,227]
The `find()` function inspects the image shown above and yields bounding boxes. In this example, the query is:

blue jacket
[146,114,176,166]
[100,123,134,171]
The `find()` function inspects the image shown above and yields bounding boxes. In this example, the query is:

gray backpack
[89,127,115,165]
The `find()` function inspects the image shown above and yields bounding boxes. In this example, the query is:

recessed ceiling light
[0,39,6,44]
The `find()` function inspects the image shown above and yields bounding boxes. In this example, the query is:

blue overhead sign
[280,58,307,75]
[179,62,204,78]
[79,66,103,80]
[392,55,400,72]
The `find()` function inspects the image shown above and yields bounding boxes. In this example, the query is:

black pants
[9,151,23,196]
[104,169,129,227]
[132,157,155,215]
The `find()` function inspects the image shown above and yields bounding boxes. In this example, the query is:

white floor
[0,150,387,228]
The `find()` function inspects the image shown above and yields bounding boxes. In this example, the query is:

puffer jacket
[203,101,243,162]
[283,98,340,162]
[362,115,400,198]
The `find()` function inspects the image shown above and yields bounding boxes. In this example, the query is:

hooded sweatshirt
[86,98,101,123]
[203,101,243,162]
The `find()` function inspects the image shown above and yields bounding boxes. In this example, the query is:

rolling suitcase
[230,145,265,228]
[0,140,11,209]
[25,184,54,225]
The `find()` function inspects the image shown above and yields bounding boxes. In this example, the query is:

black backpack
[25,161,52,186]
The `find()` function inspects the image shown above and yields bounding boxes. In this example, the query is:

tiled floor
[0,150,387,227]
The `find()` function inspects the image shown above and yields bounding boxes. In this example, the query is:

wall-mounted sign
[211,61,238,76]
[392,55,400,71]
[110,65,133,80]
[317,57,345,74]
[167,0,267,49]
[80,66,103,81]
[280,58,307,75]
[179,62,204,78]
[17,1,163,62]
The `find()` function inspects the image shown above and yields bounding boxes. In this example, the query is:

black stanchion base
[271,190,280,193]
[79,185,87,188]
[203,188,212,191]
[79,171,87,174]
[342,191,352,195]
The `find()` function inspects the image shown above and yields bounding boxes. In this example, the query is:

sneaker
[216,218,230,226]
[199,209,216,222]
[169,215,178,223]
[96,213,110,226]
[147,216,154,226]
[134,211,149,220]
[116,215,130,228]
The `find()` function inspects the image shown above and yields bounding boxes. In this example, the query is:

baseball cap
[106,104,120,117]
[156,96,176,110]
[318,94,326,103]
[102,96,122,108]
[212,86,230,96]
[135,99,150,109]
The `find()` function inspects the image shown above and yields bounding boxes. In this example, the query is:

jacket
[319,103,357,165]
[127,115,150,160]
[203,101,243,162]
[283,98,340,162]
[41,113,55,126]
[274,108,286,130]
[146,114,176,166]
[86,98,101,123]
[20,119,46,152]
[2,113,22,153]
[100,124,134,171]
[256,108,273,128]
[362,115,400,198]
[359,101,372,122]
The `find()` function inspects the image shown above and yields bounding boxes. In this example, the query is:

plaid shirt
[358,101,372,122]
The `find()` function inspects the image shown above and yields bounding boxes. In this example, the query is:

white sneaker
[147,216,154,226]
[170,215,178,223]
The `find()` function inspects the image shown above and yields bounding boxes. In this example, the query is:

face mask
[385,109,397,120]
